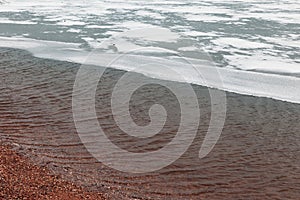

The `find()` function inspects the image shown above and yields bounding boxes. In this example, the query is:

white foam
[56,20,86,26]
[261,36,300,49]
[0,18,37,25]
[0,36,87,63]
[0,36,299,104]
[81,52,300,104]
[1,0,300,104]
[85,25,112,29]
[225,54,300,74]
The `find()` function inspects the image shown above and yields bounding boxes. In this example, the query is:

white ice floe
[184,14,237,22]
[213,38,273,49]
[178,46,199,51]
[181,31,218,37]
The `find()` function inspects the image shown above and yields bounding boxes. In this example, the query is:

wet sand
[0,47,300,199]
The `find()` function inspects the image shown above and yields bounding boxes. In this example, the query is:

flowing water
[0,0,300,199]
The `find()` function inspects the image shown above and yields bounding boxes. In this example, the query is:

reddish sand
[0,144,106,200]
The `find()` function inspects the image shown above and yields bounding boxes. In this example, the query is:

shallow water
[1,48,300,199]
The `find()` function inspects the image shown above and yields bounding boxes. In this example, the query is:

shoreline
[0,47,300,199]
[0,142,106,200]
[0,37,300,104]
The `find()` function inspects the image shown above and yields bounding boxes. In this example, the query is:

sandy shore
[0,143,106,200]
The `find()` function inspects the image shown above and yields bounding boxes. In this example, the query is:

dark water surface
[0,48,299,199]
